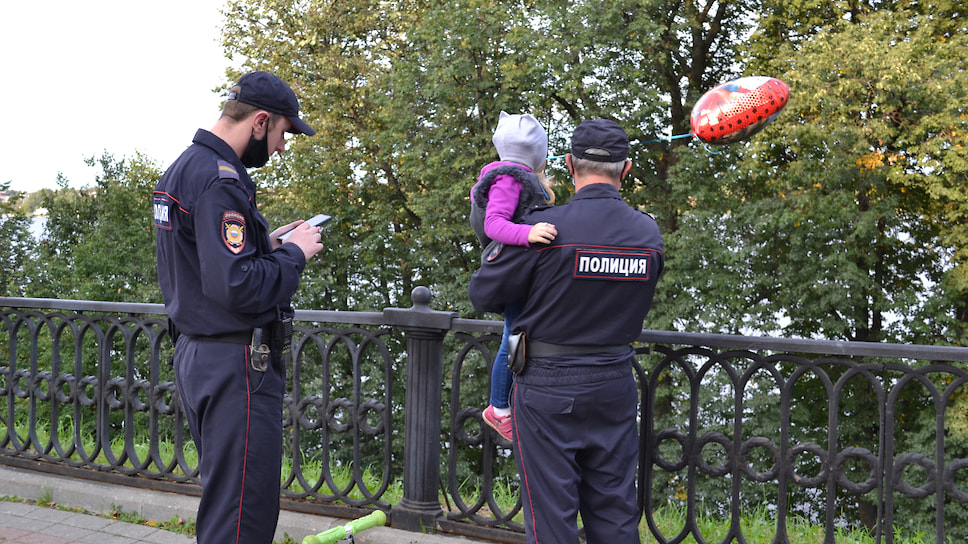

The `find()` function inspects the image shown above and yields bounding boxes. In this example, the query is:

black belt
[190,330,253,345]
[527,340,629,358]
[188,329,278,372]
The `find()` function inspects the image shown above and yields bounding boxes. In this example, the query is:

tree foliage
[208,0,968,347]
[655,4,968,534]
[2,1,959,340]
[18,153,162,302]
[658,4,968,343]
[0,182,34,297]
[217,0,762,315]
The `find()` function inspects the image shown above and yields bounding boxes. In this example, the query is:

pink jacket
[470,161,535,247]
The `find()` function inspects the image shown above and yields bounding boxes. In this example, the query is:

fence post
[383,286,457,533]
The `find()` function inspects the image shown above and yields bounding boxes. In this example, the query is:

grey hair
[571,156,628,181]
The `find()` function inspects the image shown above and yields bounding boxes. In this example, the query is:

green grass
[445,479,939,543]
[639,505,941,544]
[9,415,200,475]
[282,458,404,505]
[1,495,196,536]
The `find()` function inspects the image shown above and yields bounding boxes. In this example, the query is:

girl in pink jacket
[470,111,556,442]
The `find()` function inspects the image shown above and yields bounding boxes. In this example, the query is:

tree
[0,182,35,296]
[13,189,52,215]
[656,4,968,533]
[21,153,162,302]
[659,5,968,343]
[219,0,759,319]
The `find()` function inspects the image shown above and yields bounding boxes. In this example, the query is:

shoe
[482,405,513,442]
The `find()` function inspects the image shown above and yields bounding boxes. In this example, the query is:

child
[470,111,557,442]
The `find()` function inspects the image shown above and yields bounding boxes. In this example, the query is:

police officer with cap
[468,119,664,543]
[154,71,322,544]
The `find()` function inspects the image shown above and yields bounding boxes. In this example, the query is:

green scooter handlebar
[301,510,387,544]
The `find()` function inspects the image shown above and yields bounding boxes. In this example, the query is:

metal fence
[2,289,968,544]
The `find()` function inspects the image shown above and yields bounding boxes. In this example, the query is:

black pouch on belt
[507,331,526,375]
[271,310,294,367]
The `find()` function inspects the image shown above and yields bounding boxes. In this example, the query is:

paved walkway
[0,465,485,544]
[0,501,191,544]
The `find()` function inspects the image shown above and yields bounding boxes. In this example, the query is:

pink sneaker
[482,405,513,442]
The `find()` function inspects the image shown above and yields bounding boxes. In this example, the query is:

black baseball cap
[571,119,628,162]
[228,71,316,136]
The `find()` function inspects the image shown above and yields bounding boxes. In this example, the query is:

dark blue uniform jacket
[468,183,664,346]
[153,129,306,337]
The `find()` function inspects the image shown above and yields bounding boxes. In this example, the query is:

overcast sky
[1,0,235,193]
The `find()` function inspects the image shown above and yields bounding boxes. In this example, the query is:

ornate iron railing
[1,290,967,544]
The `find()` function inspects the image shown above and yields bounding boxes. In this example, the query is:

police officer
[468,119,664,543]
[154,71,323,544]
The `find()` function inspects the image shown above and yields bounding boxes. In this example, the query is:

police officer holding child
[154,71,323,544]
[469,118,664,543]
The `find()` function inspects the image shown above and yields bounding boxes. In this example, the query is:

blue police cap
[571,119,628,162]
[228,71,316,136]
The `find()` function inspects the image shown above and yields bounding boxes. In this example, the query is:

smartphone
[277,213,332,242]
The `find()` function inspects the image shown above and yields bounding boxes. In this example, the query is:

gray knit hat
[491,111,548,171]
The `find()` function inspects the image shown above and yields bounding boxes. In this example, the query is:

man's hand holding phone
[271,214,331,260]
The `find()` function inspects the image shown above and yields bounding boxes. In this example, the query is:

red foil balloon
[691,76,790,145]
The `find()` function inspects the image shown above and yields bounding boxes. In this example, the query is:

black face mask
[240,130,270,168]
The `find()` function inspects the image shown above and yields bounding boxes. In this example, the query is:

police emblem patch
[485,241,504,262]
[222,211,246,254]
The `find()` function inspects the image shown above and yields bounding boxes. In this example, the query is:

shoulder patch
[153,192,172,230]
[217,160,240,181]
[485,242,504,262]
[222,211,246,254]
[573,249,655,281]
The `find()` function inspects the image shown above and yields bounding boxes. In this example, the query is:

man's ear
[620,160,632,179]
[251,111,271,138]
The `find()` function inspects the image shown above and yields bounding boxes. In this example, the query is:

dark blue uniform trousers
[512,359,641,544]
[174,336,284,544]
